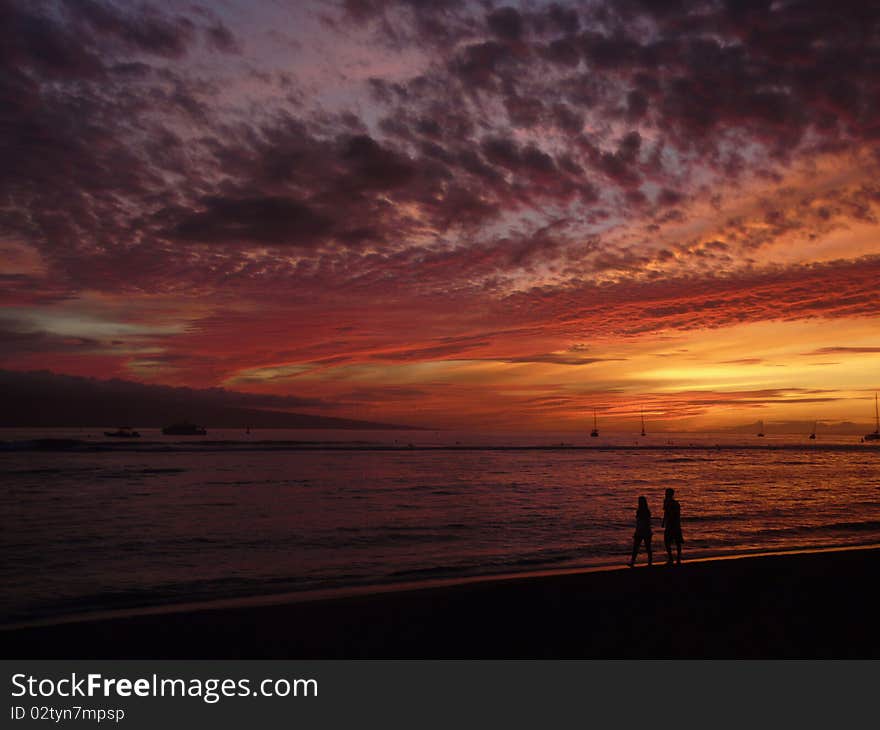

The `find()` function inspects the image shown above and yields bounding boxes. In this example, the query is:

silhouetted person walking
[628,495,653,567]
[662,487,683,565]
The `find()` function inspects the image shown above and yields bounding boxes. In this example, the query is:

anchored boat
[865,394,880,442]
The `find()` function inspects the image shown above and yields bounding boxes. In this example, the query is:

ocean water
[2,428,879,626]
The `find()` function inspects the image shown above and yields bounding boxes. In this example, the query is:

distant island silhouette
[0,370,416,430]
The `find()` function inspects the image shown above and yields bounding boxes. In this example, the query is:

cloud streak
[2,0,880,427]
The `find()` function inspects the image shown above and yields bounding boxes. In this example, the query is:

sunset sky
[2,0,880,430]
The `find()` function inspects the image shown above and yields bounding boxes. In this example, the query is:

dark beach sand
[5,547,879,658]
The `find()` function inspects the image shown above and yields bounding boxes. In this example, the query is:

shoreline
[3,541,880,633]
[5,545,879,658]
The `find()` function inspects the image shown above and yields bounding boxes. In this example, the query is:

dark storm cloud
[486,7,524,42]
[204,21,241,53]
[0,0,246,294]
[3,0,880,338]
[583,132,644,188]
[339,0,475,50]
[341,134,417,190]
[156,120,506,249]
[354,0,880,169]
[448,40,521,89]
[2,0,503,272]
[166,94,602,252]
[69,0,196,58]
[170,196,335,247]
[657,188,684,207]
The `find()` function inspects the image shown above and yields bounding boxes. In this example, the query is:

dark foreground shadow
[4,548,879,659]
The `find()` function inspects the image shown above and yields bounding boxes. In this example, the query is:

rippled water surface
[2,428,879,624]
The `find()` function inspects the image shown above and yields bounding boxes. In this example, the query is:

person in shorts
[662,487,683,565]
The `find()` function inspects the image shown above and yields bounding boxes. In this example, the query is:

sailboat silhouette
[590,409,599,438]
[809,421,816,440]
[865,394,880,441]
[757,420,765,437]
[640,408,646,437]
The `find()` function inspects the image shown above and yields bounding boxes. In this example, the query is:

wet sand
[5,547,879,658]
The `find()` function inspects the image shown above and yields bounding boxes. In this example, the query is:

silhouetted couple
[628,488,683,567]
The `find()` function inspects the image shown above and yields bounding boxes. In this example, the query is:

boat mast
[640,407,646,437]
[876,393,879,432]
